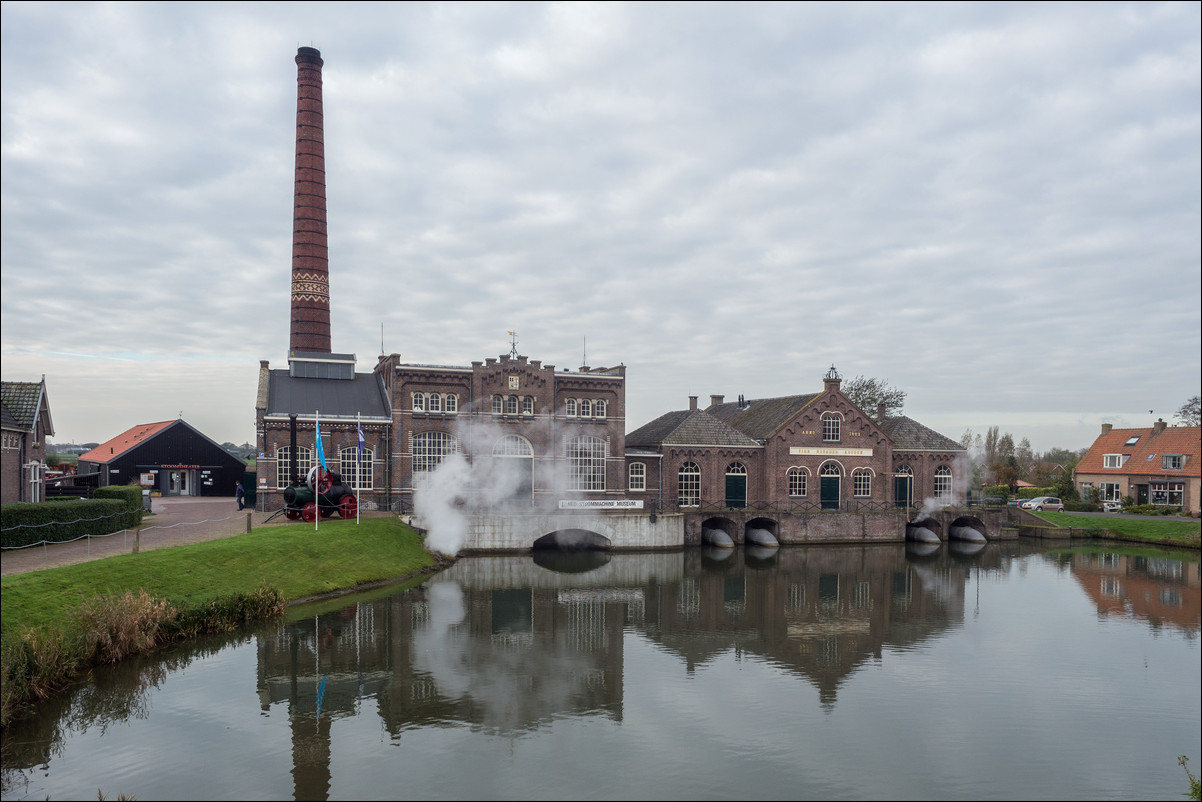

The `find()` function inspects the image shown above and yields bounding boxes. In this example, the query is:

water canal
[2,540,1199,801]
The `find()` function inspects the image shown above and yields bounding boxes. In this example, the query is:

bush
[1065,500,1100,512]
[982,485,1009,502]
[1016,486,1057,500]
[1121,504,1183,516]
[94,485,145,513]
[0,498,142,549]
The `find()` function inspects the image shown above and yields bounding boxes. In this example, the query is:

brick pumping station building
[255,48,967,535]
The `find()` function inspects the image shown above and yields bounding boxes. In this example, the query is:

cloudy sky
[2,1,1198,453]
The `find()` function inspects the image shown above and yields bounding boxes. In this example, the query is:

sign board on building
[558,499,644,509]
[788,447,874,457]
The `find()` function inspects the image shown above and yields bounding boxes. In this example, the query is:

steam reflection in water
[1,542,1198,802]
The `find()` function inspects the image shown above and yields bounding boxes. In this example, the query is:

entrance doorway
[820,463,841,510]
[725,462,747,509]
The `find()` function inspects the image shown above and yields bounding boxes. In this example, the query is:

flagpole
[314,409,320,532]
[356,412,362,524]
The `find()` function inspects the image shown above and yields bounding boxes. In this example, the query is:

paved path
[1,496,297,577]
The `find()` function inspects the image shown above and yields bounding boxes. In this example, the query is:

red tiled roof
[1076,425,1200,478]
[78,420,178,464]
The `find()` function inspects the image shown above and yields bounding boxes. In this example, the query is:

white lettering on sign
[789,447,873,457]
[558,499,645,509]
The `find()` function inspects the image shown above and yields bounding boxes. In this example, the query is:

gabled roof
[78,420,178,463]
[265,370,390,419]
[1,379,53,435]
[706,394,821,440]
[1077,424,1200,477]
[877,416,964,452]
[626,409,761,449]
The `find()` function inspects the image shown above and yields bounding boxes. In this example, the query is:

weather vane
[507,330,519,359]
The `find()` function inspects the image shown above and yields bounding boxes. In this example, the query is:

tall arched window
[934,465,953,499]
[580,399,593,417]
[412,432,460,473]
[565,398,578,417]
[491,395,503,415]
[678,461,701,507]
[276,446,313,489]
[428,393,442,413]
[505,395,519,415]
[492,434,533,456]
[853,468,872,497]
[788,467,808,497]
[522,396,535,415]
[339,446,373,490]
[595,399,607,418]
[566,435,606,490]
[822,412,842,442]
[412,393,426,412]
[445,394,458,413]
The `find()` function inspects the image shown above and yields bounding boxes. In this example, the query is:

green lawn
[1031,511,1201,548]
[1,516,439,639]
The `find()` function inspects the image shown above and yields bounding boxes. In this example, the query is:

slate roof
[626,409,761,449]
[706,394,821,440]
[1,379,52,434]
[877,416,965,452]
[265,370,390,419]
[1076,425,1200,477]
[78,420,178,463]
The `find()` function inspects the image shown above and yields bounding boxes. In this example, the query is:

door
[894,475,912,509]
[725,474,747,509]
[820,475,840,510]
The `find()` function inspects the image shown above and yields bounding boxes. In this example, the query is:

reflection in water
[2,543,1198,801]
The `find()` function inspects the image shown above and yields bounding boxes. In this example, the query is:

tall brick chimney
[289,46,331,353]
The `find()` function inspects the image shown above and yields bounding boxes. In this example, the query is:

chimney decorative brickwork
[289,46,332,353]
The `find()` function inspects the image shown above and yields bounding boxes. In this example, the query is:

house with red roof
[1074,420,1200,514]
[78,419,248,497]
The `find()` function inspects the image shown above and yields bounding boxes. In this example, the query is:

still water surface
[2,540,1199,801]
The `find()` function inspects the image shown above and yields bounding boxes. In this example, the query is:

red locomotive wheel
[301,502,318,523]
[286,508,301,520]
[339,495,358,519]
[307,467,334,493]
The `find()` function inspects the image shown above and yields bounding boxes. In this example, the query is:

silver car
[1021,496,1064,512]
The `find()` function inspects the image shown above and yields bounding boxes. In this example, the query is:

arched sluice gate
[906,518,943,543]
[949,515,989,542]
[532,529,612,552]
[745,517,780,548]
[701,516,736,548]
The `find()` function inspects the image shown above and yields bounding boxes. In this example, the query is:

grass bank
[1031,511,1201,549]
[1,516,441,726]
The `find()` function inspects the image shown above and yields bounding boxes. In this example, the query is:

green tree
[841,376,906,417]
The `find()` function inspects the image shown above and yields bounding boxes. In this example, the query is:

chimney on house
[877,402,886,423]
[1101,423,1113,434]
[1153,418,1167,434]
[710,395,724,408]
[689,396,698,411]
[289,46,332,353]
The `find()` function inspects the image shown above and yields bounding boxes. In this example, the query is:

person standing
[235,480,245,511]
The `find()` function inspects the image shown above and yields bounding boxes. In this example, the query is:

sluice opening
[745,517,780,548]
[701,516,736,548]
[906,518,943,544]
[532,529,612,552]
[949,515,988,543]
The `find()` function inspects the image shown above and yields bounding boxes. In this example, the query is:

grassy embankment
[1029,511,1201,549]
[1,516,440,726]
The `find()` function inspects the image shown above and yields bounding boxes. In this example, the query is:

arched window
[492,434,533,456]
[276,446,313,489]
[853,468,872,497]
[628,462,646,491]
[580,399,592,417]
[522,396,535,415]
[428,393,442,413]
[788,467,808,497]
[491,395,503,415]
[339,446,373,490]
[595,399,607,418]
[820,462,842,476]
[566,398,578,417]
[935,465,953,499]
[412,432,460,473]
[822,412,842,442]
[445,394,458,413]
[505,395,519,415]
[678,461,701,507]
[412,393,426,412]
[566,435,606,491]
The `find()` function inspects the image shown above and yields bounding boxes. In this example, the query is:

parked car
[1021,496,1064,512]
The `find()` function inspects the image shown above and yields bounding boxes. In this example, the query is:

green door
[894,475,911,509]
[725,474,747,508]
[820,476,840,509]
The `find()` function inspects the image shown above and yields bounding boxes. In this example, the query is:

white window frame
[595,399,607,418]
[566,398,578,417]
[522,396,535,415]
[1103,454,1125,469]
[445,394,458,413]
[1100,482,1122,502]
[934,465,952,499]
[822,412,842,442]
[276,446,313,489]
[788,467,808,497]
[628,462,646,491]
[428,393,442,413]
[412,392,426,412]
[491,395,503,415]
[339,446,373,490]
[1162,454,1183,470]
[678,461,701,507]
[581,399,593,417]
[505,395,519,415]
[566,435,606,491]
[853,468,872,497]
[412,431,460,473]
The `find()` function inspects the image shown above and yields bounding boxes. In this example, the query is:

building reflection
[255,544,1002,799]
[1066,551,1201,636]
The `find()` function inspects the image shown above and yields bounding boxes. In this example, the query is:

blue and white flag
[357,419,365,467]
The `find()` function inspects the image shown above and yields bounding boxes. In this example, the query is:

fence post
[133,529,140,554]
[245,513,252,534]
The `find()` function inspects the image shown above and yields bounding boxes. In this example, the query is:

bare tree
[1176,395,1200,426]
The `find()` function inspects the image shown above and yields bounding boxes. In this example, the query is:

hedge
[1,497,143,549]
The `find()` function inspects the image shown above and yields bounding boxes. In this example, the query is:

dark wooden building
[78,419,248,497]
